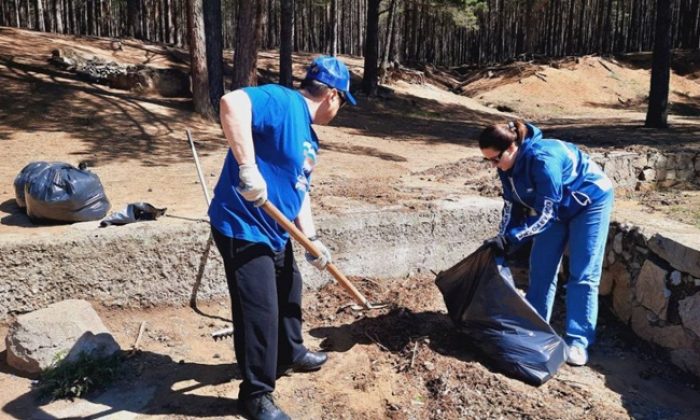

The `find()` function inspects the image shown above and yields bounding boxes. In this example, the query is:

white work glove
[236,163,267,207]
[305,237,332,270]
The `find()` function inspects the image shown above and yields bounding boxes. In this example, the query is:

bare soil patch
[2,275,699,419]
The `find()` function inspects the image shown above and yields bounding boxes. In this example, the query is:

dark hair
[300,78,331,99]
[478,120,528,152]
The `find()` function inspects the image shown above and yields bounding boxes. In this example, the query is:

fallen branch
[364,331,390,352]
[535,72,547,82]
[409,341,419,369]
[130,321,147,352]
[598,59,614,73]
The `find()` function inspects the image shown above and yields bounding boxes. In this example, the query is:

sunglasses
[331,89,347,108]
[483,149,506,163]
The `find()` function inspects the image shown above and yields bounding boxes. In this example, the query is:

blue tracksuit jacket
[497,124,613,246]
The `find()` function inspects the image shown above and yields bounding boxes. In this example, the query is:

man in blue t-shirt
[209,56,356,420]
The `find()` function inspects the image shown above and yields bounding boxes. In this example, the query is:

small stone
[694,278,700,287]
[423,361,435,371]
[639,168,657,181]
[213,353,221,359]
[635,246,648,255]
[678,294,700,337]
[671,271,682,286]
[607,250,616,265]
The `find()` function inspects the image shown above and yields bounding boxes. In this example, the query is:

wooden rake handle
[260,200,373,309]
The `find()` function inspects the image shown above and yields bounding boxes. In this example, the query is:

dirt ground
[1,27,699,237]
[1,276,700,419]
[2,26,700,419]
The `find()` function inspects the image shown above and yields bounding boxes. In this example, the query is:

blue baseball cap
[306,56,357,105]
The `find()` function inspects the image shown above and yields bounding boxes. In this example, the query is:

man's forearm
[220,90,256,165]
[294,193,317,237]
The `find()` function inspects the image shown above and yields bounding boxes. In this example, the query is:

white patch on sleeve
[498,200,513,236]
[515,199,555,241]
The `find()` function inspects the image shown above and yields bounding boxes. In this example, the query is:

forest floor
[2,276,700,419]
[1,26,700,419]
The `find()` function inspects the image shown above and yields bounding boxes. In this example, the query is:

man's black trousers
[212,227,307,399]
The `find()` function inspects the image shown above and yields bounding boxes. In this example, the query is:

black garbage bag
[100,202,167,227]
[13,161,53,208]
[23,162,111,223]
[435,245,567,386]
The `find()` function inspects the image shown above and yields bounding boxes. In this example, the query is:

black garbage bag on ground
[22,162,111,223]
[435,245,567,386]
[13,161,53,208]
[100,202,167,227]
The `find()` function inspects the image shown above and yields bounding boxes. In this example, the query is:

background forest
[1,0,698,125]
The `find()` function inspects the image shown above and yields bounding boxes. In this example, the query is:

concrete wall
[0,198,501,320]
[601,220,700,378]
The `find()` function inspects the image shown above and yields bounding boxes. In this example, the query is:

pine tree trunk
[187,0,215,118]
[127,0,139,37]
[34,0,45,31]
[279,0,294,87]
[362,0,379,96]
[646,0,673,128]
[330,0,337,55]
[231,0,262,90]
[380,0,396,71]
[203,0,223,114]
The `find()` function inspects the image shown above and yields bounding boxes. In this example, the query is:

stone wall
[592,151,700,191]
[601,221,700,377]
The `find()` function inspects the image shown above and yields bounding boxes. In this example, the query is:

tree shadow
[584,92,700,118]
[309,308,479,366]
[2,350,242,419]
[539,118,700,150]
[615,50,700,78]
[0,55,224,166]
[329,91,495,147]
[538,276,700,419]
[589,303,700,419]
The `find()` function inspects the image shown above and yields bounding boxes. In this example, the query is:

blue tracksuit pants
[525,190,614,349]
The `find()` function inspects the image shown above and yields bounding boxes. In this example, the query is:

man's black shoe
[238,393,290,420]
[278,351,328,376]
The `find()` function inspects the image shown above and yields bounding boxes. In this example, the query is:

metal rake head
[211,326,234,341]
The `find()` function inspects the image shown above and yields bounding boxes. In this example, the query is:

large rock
[612,264,634,323]
[647,232,700,279]
[678,293,700,338]
[5,299,120,374]
[634,259,669,320]
[601,261,628,296]
[630,305,656,342]
[630,304,694,350]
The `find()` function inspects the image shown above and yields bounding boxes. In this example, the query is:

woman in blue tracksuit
[480,120,614,366]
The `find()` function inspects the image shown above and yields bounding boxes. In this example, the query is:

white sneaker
[567,346,588,366]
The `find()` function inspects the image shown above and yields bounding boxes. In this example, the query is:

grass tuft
[36,351,123,401]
